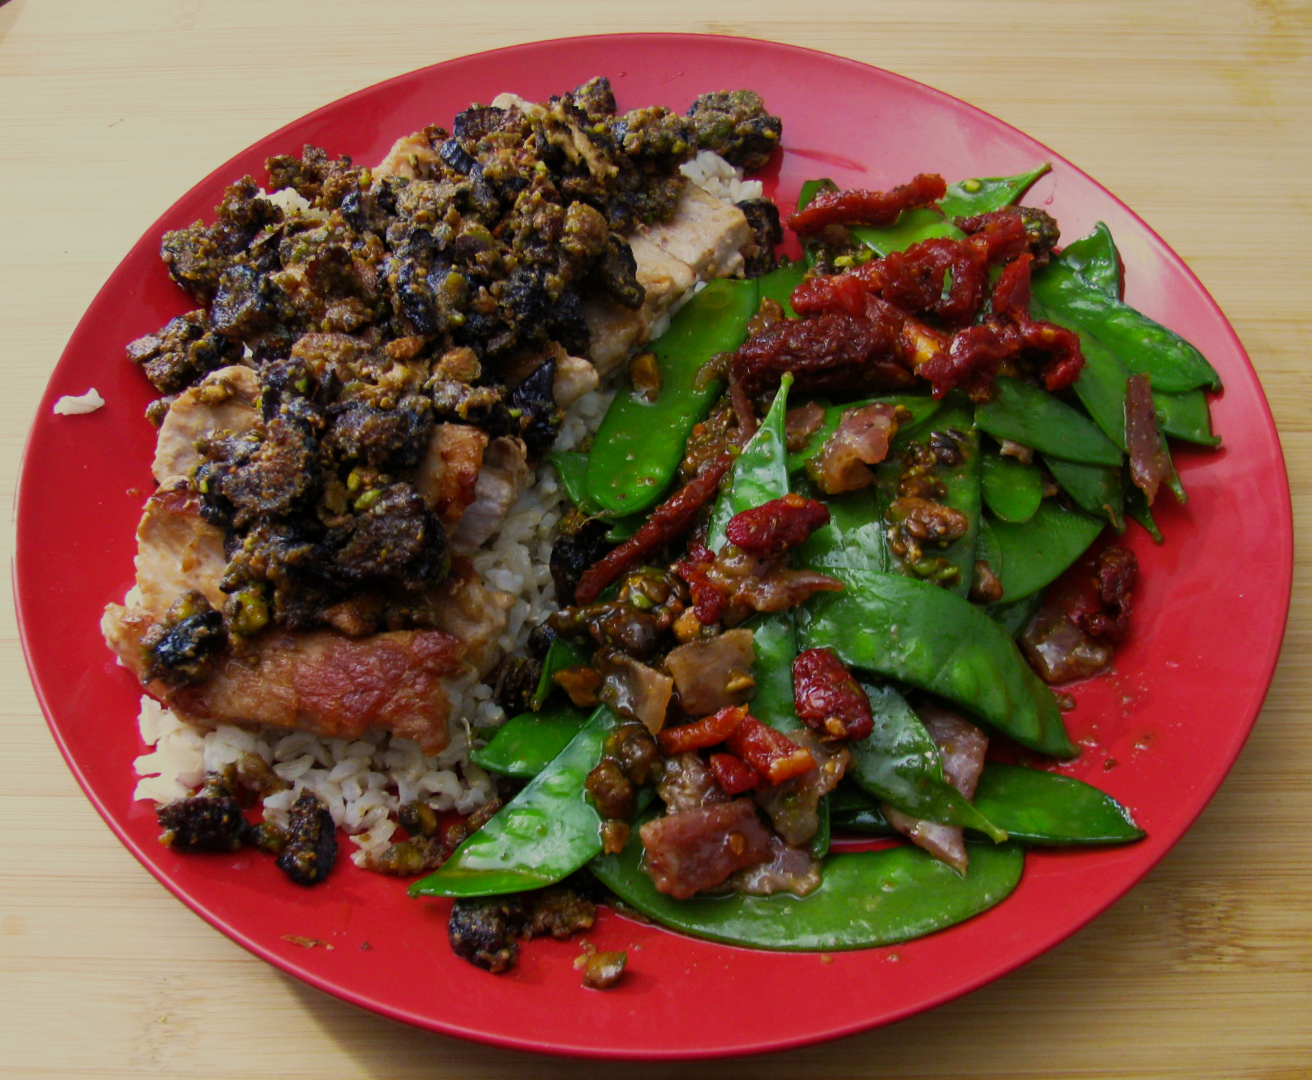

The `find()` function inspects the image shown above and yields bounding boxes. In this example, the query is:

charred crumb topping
[126,77,782,674]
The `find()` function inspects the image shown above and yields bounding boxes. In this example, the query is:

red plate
[15,34,1291,1059]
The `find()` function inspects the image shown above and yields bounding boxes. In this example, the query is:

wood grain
[2,1,1309,1076]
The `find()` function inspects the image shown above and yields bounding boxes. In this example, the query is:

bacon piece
[1020,604,1115,684]
[752,729,849,844]
[1125,374,1172,505]
[573,451,735,605]
[673,557,726,625]
[655,752,729,813]
[725,493,831,555]
[596,651,673,735]
[792,647,875,741]
[705,547,844,625]
[785,401,826,452]
[657,704,748,756]
[807,402,902,495]
[664,630,757,718]
[726,834,820,896]
[785,174,947,237]
[639,799,774,899]
[724,717,816,785]
[1079,545,1138,643]
[708,752,762,795]
[882,704,988,874]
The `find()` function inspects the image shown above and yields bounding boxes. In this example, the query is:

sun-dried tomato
[854,238,990,329]
[732,310,915,399]
[657,704,748,755]
[956,208,1033,265]
[792,647,874,741]
[991,252,1033,322]
[785,174,947,237]
[724,717,816,784]
[707,752,761,795]
[573,451,735,605]
[725,493,830,556]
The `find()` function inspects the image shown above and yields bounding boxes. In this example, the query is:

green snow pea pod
[851,164,1051,256]
[1058,222,1122,298]
[531,635,590,709]
[1031,258,1222,393]
[981,451,1044,524]
[830,763,1142,846]
[1042,454,1125,530]
[975,514,1004,584]
[847,683,1006,841]
[937,164,1053,220]
[547,450,603,515]
[985,590,1044,639]
[547,450,648,539]
[799,568,1076,757]
[785,394,941,477]
[828,782,895,834]
[971,763,1144,846]
[410,705,626,897]
[755,257,809,316]
[707,375,792,551]
[976,377,1122,468]
[589,810,1024,950]
[746,610,798,732]
[797,481,891,574]
[1125,484,1164,544]
[1153,388,1220,446]
[987,499,1104,602]
[468,704,589,779]
[586,278,759,517]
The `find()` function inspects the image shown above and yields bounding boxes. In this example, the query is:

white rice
[133,150,756,868]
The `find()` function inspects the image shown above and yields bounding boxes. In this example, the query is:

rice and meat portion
[108,79,783,874]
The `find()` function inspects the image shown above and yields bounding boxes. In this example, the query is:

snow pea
[1153,388,1220,446]
[986,499,1104,602]
[985,590,1044,639]
[1031,258,1222,393]
[1126,484,1164,544]
[410,705,628,898]
[589,810,1024,950]
[746,611,799,732]
[1059,222,1121,298]
[975,514,1003,582]
[468,704,589,779]
[976,376,1122,468]
[548,450,645,539]
[707,375,792,551]
[1042,454,1125,530]
[797,480,891,574]
[847,683,1006,841]
[585,277,759,516]
[981,450,1043,524]
[547,450,603,515]
[531,635,590,709]
[798,568,1076,757]
[755,257,808,316]
[831,763,1142,846]
[851,164,1051,256]
[971,763,1144,846]
[785,394,942,477]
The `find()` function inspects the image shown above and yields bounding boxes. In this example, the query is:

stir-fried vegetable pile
[411,163,1221,968]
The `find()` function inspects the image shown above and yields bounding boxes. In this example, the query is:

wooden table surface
[2,1,1309,1076]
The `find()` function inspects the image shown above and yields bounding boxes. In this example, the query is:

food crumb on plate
[52,387,104,415]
